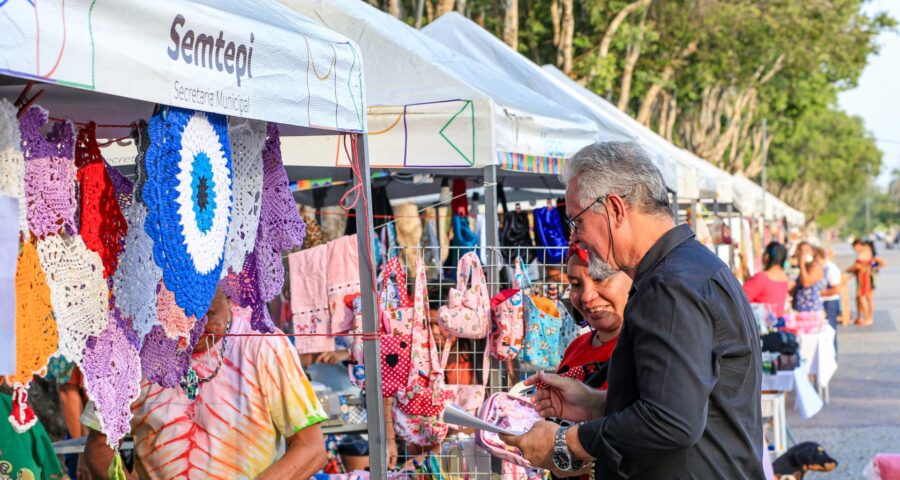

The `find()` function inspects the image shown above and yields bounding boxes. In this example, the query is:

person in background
[847,239,882,326]
[792,242,826,314]
[83,288,328,480]
[864,240,886,326]
[743,242,790,320]
[0,392,66,480]
[820,247,843,347]
[556,243,630,390]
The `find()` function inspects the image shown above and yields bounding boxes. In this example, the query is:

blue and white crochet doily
[143,107,233,318]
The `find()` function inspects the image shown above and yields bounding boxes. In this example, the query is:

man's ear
[608,194,628,227]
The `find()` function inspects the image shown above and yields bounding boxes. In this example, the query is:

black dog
[773,442,838,479]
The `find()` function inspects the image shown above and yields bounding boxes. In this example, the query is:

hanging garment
[422,211,441,281]
[326,235,361,334]
[288,244,333,354]
[444,214,479,279]
[302,215,327,249]
[533,206,568,265]
[393,202,423,268]
[499,185,534,262]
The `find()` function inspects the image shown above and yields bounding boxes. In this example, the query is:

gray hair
[588,251,618,281]
[560,142,672,218]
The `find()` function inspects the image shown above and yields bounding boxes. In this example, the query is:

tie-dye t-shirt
[82,305,327,479]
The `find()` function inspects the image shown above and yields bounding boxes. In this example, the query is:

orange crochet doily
[4,242,57,386]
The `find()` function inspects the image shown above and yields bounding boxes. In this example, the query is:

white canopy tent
[0,0,365,132]
[733,174,766,218]
[279,0,598,170]
[421,13,679,188]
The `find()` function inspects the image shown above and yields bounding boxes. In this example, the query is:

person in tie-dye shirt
[82,289,328,479]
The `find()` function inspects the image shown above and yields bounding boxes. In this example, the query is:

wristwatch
[552,426,584,472]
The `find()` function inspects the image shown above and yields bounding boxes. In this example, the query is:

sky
[837,0,900,188]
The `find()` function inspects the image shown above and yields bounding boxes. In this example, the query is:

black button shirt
[577,224,764,479]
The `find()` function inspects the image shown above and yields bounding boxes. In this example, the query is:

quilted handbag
[475,393,543,467]
[489,256,527,361]
[520,293,563,369]
[533,206,568,265]
[438,252,491,339]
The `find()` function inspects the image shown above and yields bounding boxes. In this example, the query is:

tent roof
[0,0,366,131]
[420,13,678,188]
[278,0,598,169]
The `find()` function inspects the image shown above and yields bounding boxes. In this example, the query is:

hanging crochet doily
[220,247,272,332]
[82,309,141,448]
[37,234,109,363]
[131,120,149,205]
[3,242,57,386]
[254,123,306,303]
[19,106,77,238]
[76,123,128,278]
[140,315,208,388]
[106,162,134,212]
[222,117,265,276]
[143,107,233,318]
[111,201,162,342]
[157,281,197,340]
[0,99,26,235]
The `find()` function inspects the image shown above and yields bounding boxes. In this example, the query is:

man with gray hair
[502,142,764,479]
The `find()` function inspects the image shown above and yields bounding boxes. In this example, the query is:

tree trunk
[636,41,698,126]
[388,0,402,18]
[437,0,455,16]
[503,0,519,50]
[617,11,647,111]
[558,0,574,73]
[551,0,561,47]
[599,0,652,58]
[425,0,435,24]
[664,96,678,142]
[456,0,466,14]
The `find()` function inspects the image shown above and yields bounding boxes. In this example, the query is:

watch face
[553,449,572,471]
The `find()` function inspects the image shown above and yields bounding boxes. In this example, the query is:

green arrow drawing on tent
[438,100,475,166]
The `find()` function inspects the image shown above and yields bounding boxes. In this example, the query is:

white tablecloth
[798,325,838,390]
[761,368,824,419]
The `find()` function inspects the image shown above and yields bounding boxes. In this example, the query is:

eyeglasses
[565,196,606,233]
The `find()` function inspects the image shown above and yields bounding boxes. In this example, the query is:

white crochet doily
[0,99,26,234]
[111,201,162,341]
[174,113,233,275]
[37,234,109,363]
[222,117,265,275]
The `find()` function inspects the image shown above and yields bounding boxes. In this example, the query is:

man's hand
[500,422,594,477]
[528,371,606,422]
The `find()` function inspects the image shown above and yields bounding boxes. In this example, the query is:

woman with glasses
[556,243,632,389]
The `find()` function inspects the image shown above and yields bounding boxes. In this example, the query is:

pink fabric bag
[438,252,490,339]
[326,234,360,334]
[394,257,452,445]
[476,393,543,467]
[490,256,527,360]
[288,244,334,354]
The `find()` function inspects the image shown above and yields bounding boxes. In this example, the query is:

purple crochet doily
[82,309,142,448]
[220,245,273,333]
[254,123,306,302]
[139,314,208,388]
[19,106,77,237]
[106,162,133,212]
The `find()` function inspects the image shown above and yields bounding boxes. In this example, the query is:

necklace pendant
[181,367,200,400]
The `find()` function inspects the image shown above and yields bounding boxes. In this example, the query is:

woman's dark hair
[866,240,877,257]
[764,242,787,271]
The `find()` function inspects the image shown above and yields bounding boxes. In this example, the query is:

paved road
[786,242,900,478]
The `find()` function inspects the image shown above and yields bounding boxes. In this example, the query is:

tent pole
[353,133,387,479]
[484,166,500,292]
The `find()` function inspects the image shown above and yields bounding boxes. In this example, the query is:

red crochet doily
[76,122,128,278]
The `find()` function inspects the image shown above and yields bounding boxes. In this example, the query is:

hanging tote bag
[394,257,453,446]
[489,256,527,361]
[499,184,534,263]
[520,293,563,370]
[438,252,491,339]
[556,301,579,357]
[533,206,568,265]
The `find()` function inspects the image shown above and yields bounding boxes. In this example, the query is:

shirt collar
[631,223,695,292]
